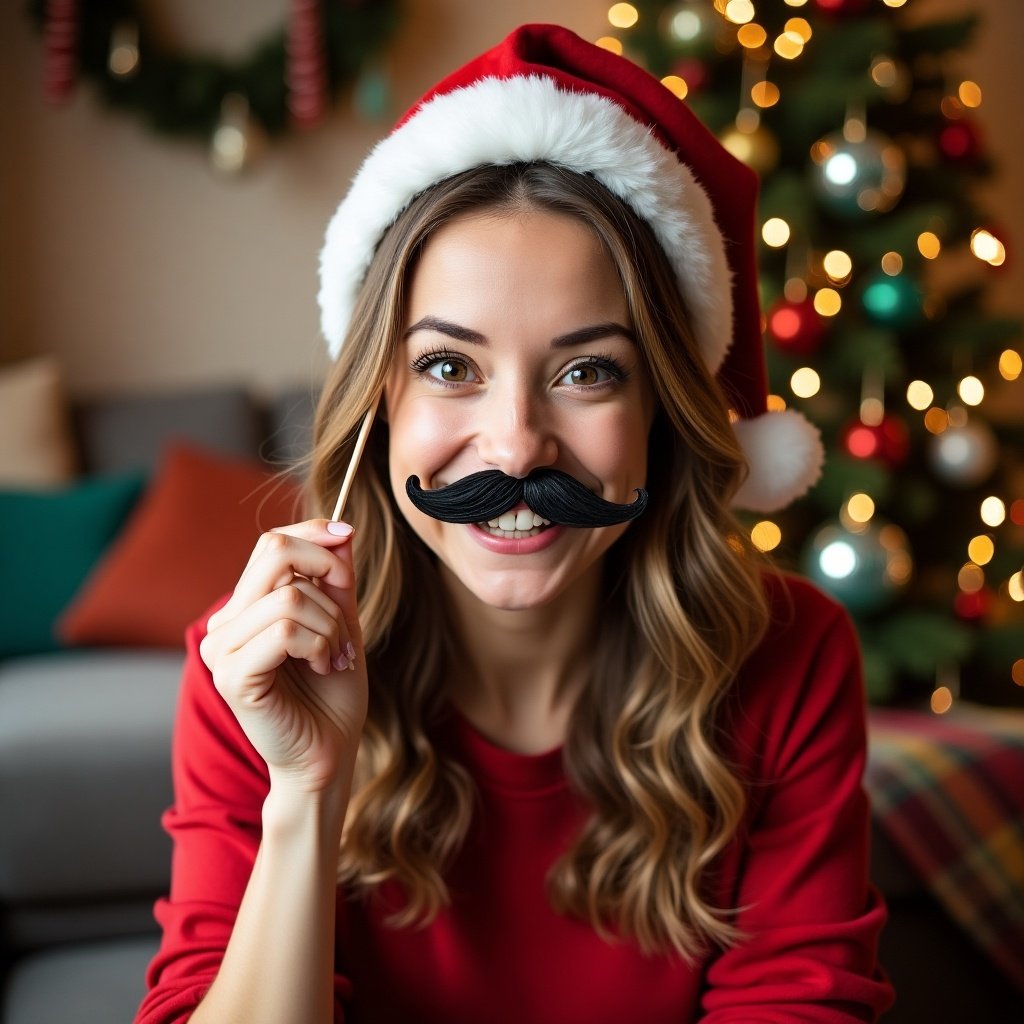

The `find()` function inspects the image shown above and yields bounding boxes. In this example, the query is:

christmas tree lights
[604,0,1024,706]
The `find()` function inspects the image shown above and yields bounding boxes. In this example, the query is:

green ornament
[801,519,913,615]
[354,66,392,121]
[860,271,923,329]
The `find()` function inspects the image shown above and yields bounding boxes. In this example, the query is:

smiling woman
[135,24,891,1024]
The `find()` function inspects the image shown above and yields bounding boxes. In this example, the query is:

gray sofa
[0,386,1019,1023]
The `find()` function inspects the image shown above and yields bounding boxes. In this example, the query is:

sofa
[0,370,1020,1023]
[0,376,315,1024]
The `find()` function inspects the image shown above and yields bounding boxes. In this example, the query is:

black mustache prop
[405,469,648,528]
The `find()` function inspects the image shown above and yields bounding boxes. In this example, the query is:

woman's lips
[465,521,565,554]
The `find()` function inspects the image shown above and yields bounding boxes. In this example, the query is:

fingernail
[332,652,350,672]
[327,521,353,537]
[346,641,356,663]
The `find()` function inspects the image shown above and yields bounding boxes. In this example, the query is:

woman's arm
[187,778,351,1024]
[135,520,365,1024]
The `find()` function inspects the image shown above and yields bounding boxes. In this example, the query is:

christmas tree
[600,0,1023,705]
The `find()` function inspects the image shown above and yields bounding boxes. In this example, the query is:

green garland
[29,0,403,140]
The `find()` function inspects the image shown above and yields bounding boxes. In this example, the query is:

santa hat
[318,24,823,513]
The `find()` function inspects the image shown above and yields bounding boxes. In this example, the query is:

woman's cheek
[391,398,473,480]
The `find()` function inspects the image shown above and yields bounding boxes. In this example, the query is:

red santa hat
[318,24,823,513]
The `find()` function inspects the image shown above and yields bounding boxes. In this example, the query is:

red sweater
[135,574,893,1023]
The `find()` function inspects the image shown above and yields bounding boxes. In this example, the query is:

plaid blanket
[866,704,1024,994]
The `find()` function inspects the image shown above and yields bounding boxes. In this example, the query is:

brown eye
[561,361,618,387]
[569,366,601,386]
[426,358,475,383]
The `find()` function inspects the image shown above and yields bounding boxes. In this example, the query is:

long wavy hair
[306,162,770,961]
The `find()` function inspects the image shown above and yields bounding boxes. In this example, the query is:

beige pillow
[0,356,77,487]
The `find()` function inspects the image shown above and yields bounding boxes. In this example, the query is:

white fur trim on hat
[318,75,732,372]
[731,410,825,513]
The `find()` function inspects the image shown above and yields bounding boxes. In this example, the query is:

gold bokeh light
[999,349,1022,381]
[751,520,783,552]
[980,496,1006,527]
[608,3,639,29]
[762,217,791,247]
[917,231,941,259]
[906,380,934,411]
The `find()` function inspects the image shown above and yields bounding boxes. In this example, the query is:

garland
[30,0,403,143]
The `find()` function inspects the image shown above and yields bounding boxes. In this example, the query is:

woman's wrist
[262,771,352,849]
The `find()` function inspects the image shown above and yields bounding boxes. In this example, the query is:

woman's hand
[199,519,367,799]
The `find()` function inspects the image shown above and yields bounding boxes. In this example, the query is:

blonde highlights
[307,164,770,955]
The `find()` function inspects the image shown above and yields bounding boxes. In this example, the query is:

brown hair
[306,162,769,959]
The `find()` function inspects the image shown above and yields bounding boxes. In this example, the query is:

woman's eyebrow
[552,322,636,348]
[404,316,486,344]
[404,316,635,348]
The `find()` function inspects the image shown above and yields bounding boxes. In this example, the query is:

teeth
[486,510,552,530]
[479,508,553,538]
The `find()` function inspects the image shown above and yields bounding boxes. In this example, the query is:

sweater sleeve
[700,579,894,1023]
[133,606,353,1024]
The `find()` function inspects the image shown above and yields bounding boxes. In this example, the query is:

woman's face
[384,206,657,611]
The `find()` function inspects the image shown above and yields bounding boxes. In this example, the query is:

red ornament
[841,414,911,468]
[43,0,79,105]
[765,297,826,356]
[287,0,328,129]
[670,58,708,95]
[938,118,982,164]
[954,587,992,622]
[813,0,871,16]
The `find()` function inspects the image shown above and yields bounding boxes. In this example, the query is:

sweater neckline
[446,705,568,794]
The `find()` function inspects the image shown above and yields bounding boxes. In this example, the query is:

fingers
[203,578,355,674]
[215,618,339,696]
[209,520,355,632]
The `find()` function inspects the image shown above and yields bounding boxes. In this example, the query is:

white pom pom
[731,410,825,513]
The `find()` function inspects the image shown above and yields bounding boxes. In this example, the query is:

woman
[136,25,892,1024]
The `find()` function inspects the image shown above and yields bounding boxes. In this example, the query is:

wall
[0,0,1020,398]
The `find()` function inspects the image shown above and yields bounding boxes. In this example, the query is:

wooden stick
[330,394,381,522]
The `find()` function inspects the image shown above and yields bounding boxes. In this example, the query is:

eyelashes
[408,348,631,388]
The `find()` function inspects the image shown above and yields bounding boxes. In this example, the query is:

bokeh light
[958,375,984,406]
[608,3,639,29]
[999,349,1022,381]
[917,231,942,259]
[791,367,821,398]
[751,520,782,552]
[906,380,934,410]
[762,218,790,247]
[967,535,994,566]
[980,496,1005,527]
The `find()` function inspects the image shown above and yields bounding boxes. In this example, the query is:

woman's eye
[561,363,613,387]
[428,358,475,383]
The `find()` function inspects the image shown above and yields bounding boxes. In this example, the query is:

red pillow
[59,442,303,648]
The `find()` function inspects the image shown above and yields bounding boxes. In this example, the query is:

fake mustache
[405,469,648,528]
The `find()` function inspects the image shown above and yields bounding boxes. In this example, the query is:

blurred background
[2,0,1017,393]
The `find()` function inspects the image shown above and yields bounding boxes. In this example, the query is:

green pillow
[0,473,145,657]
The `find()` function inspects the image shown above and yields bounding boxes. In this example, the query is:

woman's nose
[474,384,558,479]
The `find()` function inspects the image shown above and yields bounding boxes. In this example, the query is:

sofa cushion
[2,934,159,1024]
[73,386,263,475]
[0,651,182,903]
[57,442,302,649]
[0,355,78,488]
[0,473,145,658]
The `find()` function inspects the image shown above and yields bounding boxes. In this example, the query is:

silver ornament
[928,419,999,487]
